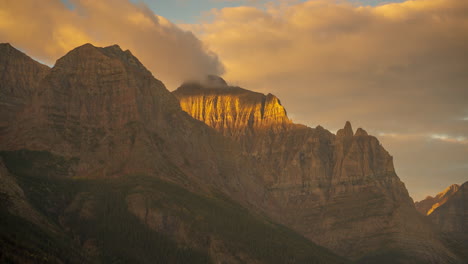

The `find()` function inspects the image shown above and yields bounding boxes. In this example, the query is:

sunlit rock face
[426,182,467,232]
[174,79,461,263]
[417,182,468,260]
[416,184,460,215]
[174,81,291,140]
[0,43,49,138]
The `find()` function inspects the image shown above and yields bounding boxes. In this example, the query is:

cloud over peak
[0,0,223,89]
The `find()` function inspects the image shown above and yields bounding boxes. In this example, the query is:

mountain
[415,184,461,215]
[416,182,468,260]
[427,182,467,233]
[0,43,49,138]
[3,43,259,200]
[0,43,348,263]
[174,77,463,263]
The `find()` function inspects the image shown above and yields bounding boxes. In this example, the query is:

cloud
[194,0,468,199]
[196,0,468,130]
[0,0,223,89]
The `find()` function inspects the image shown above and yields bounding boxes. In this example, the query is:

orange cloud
[195,0,468,132]
[193,0,468,200]
[0,0,223,89]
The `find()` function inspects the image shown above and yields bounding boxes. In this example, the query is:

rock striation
[0,43,49,138]
[174,80,291,139]
[174,78,462,263]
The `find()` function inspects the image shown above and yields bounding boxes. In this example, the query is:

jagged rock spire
[336,121,354,138]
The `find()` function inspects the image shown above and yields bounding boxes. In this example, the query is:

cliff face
[174,78,461,263]
[174,81,291,139]
[0,43,49,137]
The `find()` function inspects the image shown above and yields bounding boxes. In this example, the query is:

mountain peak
[415,183,461,215]
[54,43,148,74]
[437,184,460,199]
[103,44,122,51]
[355,127,368,136]
[0,42,13,48]
[336,121,354,138]
[173,82,291,137]
[205,75,228,87]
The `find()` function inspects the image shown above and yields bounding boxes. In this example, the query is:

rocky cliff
[174,78,462,263]
[0,43,49,138]
[174,80,291,139]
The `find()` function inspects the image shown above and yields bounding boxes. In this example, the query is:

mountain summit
[174,79,291,138]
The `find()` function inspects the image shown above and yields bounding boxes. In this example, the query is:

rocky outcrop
[0,43,49,137]
[173,80,291,139]
[416,184,461,215]
[174,78,462,263]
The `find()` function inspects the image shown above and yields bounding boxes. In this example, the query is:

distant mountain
[416,182,468,260]
[0,43,347,264]
[174,77,463,263]
[415,184,460,215]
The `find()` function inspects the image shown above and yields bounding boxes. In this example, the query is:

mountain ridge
[174,77,462,263]
[0,43,464,263]
[0,43,351,263]
[415,184,461,215]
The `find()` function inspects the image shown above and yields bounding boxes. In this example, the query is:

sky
[0,0,467,200]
